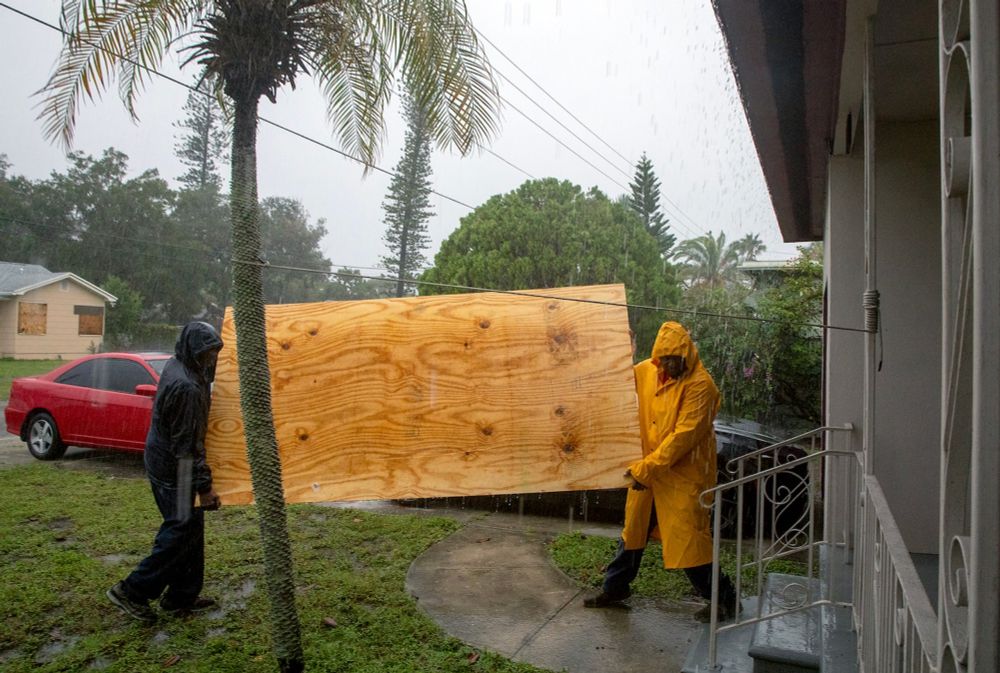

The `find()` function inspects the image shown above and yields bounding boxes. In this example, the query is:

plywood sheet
[205,284,641,504]
[17,302,47,335]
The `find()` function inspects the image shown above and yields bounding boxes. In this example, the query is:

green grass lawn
[0,465,549,673]
[0,359,63,400]
[549,531,809,601]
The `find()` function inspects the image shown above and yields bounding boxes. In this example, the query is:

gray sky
[0,0,799,278]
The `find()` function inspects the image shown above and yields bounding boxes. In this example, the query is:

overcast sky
[0,0,798,278]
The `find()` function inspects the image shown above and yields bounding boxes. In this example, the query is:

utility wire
[230,258,872,335]
[495,70,630,180]
[0,214,433,274]
[4,2,710,242]
[0,2,535,212]
[478,29,714,240]
[500,94,630,191]
[475,28,633,166]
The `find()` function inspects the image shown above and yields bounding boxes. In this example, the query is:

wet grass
[0,358,63,400]
[0,464,548,673]
[549,531,809,601]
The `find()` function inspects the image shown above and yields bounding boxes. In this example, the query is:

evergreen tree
[174,75,229,191]
[628,152,675,256]
[381,92,434,297]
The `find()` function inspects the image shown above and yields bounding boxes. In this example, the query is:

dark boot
[582,588,631,608]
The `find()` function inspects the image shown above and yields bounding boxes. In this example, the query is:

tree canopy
[422,178,680,353]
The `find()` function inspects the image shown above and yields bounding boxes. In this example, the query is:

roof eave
[8,273,118,305]
[713,0,847,243]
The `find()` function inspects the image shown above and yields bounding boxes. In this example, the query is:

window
[17,302,47,335]
[60,279,69,291]
[144,358,169,376]
[74,305,104,336]
[93,358,154,394]
[55,360,96,388]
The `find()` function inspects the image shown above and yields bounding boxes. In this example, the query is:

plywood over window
[75,305,104,336]
[206,284,642,505]
[17,302,47,335]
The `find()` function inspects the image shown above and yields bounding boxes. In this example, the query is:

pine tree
[381,92,434,297]
[628,152,675,256]
[174,74,229,191]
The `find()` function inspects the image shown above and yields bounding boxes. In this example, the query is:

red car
[5,352,171,460]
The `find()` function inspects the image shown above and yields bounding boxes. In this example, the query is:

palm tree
[41,2,500,670]
[675,230,766,288]
[732,232,766,262]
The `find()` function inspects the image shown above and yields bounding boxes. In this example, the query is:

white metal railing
[853,475,938,672]
[698,424,856,670]
[695,423,939,673]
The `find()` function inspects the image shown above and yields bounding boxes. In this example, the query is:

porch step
[680,597,757,673]
[747,573,822,672]
[819,544,859,673]
[682,544,859,673]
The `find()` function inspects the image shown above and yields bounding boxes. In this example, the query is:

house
[0,262,118,359]
[682,1,997,672]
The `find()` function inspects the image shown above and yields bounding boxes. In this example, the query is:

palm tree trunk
[229,95,304,673]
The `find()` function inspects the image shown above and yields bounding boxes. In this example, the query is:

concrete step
[819,544,859,673]
[748,574,822,673]
[680,597,757,673]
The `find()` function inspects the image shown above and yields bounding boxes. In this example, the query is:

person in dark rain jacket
[107,321,224,623]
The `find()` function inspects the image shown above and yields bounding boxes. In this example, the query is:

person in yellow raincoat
[583,321,739,622]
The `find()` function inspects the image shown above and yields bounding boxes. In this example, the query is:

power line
[2,1,712,245]
[0,213,434,274]
[500,94,630,191]
[475,28,633,167]
[477,27,715,240]
[495,70,631,179]
[230,258,871,335]
[0,2,530,213]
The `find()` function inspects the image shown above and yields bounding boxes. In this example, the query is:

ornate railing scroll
[699,424,856,670]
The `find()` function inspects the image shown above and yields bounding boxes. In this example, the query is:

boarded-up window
[17,302,47,335]
[75,305,104,336]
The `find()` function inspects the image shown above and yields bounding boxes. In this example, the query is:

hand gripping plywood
[205,284,642,504]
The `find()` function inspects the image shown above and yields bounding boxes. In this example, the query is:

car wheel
[26,412,67,461]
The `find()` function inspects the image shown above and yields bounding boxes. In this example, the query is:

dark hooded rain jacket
[144,321,223,495]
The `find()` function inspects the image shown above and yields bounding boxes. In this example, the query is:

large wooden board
[205,284,641,504]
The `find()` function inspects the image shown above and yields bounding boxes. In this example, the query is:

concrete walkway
[404,511,702,673]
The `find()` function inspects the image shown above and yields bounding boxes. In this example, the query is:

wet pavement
[2,407,700,673]
[405,510,702,673]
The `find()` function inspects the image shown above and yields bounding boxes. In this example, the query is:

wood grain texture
[205,284,642,504]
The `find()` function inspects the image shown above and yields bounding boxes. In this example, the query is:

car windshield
[144,358,169,376]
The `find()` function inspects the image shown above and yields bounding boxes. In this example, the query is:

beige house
[0,262,117,360]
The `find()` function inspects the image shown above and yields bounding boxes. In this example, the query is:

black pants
[121,477,205,604]
[602,503,737,609]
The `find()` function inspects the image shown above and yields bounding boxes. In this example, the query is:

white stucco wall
[872,120,942,554]
[824,152,867,543]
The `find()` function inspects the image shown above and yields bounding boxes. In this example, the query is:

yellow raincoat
[621,321,720,569]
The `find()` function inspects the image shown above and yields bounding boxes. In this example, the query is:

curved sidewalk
[405,512,701,673]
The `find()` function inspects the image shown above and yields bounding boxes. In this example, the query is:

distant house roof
[0,262,117,304]
[737,259,798,274]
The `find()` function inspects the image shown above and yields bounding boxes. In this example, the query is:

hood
[175,321,223,378]
[650,321,700,372]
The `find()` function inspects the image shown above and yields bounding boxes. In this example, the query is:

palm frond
[41,0,207,149]
[364,0,500,155]
[307,2,394,167]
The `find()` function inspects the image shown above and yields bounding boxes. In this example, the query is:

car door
[51,359,101,443]
[88,358,157,451]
